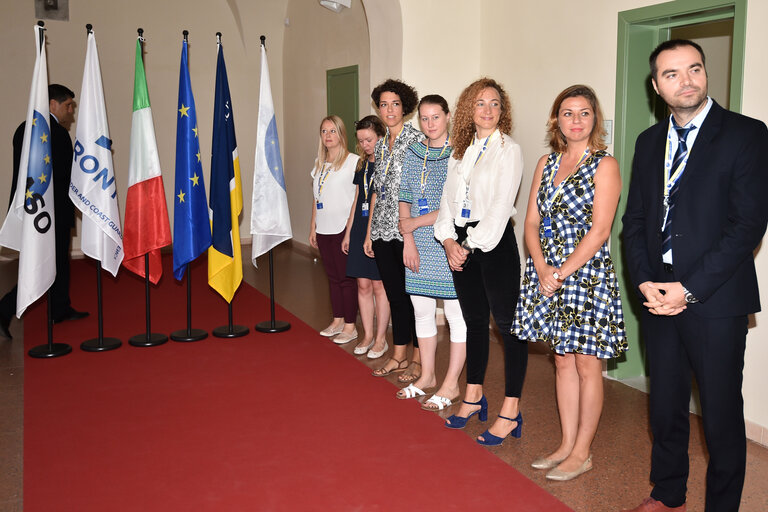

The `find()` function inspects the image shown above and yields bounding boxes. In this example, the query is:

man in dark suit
[621,40,768,512]
[0,84,88,339]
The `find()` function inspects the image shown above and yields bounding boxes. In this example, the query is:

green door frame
[609,0,747,379]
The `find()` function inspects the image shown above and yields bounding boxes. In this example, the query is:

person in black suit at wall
[0,84,88,339]
[621,40,768,512]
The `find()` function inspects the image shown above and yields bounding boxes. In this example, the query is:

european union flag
[173,38,212,280]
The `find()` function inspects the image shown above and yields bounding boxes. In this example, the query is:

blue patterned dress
[513,150,628,358]
[399,141,456,298]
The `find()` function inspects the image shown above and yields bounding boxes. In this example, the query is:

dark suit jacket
[622,100,768,318]
[10,115,75,230]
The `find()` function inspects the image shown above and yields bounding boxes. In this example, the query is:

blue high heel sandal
[476,412,523,446]
[444,395,488,429]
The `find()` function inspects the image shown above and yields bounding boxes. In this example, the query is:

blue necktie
[661,124,696,258]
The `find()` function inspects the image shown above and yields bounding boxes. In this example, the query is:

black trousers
[372,238,417,348]
[644,307,747,512]
[452,221,527,397]
[0,225,72,320]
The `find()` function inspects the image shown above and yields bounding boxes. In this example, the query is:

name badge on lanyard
[541,149,589,239]
[379,185,386,201]
[315,164,331,212]
[460,135,489,221]
[418,197,429,215]
[461,197,472,219]
[542,216,552,238]
[361,202,369,217]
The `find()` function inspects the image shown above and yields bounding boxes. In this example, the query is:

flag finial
[260,35,266,49]
[86,24,93,34]
[183,30,189,42]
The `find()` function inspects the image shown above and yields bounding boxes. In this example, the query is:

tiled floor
[2,244,768,511]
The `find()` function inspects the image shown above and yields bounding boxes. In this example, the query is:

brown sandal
[372,357,407,377]
[397,361,421,383]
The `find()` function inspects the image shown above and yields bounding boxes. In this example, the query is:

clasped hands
[442,239,469,272]
[638,281,687,316]
[537,264,564,298]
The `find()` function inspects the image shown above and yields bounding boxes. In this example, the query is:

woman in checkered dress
[513,85,627,481]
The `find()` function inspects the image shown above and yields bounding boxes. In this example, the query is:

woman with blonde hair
[434,78,527,445]
[396,94,467,409]
[310,115,360,343]
[514,85,627,480]
[342,115,391,358]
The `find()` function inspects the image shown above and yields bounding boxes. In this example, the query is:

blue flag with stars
[173,38,212,280]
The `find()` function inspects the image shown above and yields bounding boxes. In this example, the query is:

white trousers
[410,295,466,343]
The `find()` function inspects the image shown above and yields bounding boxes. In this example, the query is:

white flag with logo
[69,30,124,276]
[0,25,56,317]
[250,43,292,264]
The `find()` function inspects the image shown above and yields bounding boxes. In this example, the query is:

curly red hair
[450,78,513,160]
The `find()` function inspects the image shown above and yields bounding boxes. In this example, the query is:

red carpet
[24,256,572,511]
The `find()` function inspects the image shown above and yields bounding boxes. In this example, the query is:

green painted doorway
[327,65,359,151]
[610,0,747,380]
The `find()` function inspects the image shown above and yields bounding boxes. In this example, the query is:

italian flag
[123,37,172,284]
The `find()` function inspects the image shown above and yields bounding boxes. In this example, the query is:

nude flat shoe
[531,456,566,470]
[545,455,593,481]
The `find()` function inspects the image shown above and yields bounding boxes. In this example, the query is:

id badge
[418,197,429,216]
[543,216,552,238]
[361,202,369,217]
[461,198,471,219]
[316,201,323,210]
[379,185,386,201]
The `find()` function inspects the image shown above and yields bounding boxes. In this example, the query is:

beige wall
[283,0,370,246]
[397,0,768,431]
[0,0,288,255]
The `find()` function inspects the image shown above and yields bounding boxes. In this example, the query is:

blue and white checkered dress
[513,150,628,358]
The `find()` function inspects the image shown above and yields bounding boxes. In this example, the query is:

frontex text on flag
[123,35,172,284]
[69,29,124,276]
[207,41,243,303]
[250,42,292,266]
[0,25,56,318]
[173,37,212,281]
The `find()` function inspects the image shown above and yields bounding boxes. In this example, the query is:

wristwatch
[682,286,699,304]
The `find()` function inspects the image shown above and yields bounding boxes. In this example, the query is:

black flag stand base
[82,261,121,352]
[213,301,249,338]
[28,290,72,358]
[129,254,168,347]
[171,264,208,342]
[255,249,290,333]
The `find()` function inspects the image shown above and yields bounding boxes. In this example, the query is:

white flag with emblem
[0,25,56,317]
[69,29,124,276]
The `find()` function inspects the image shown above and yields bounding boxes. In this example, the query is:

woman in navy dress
[342,115,390,359]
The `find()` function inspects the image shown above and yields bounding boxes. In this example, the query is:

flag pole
[81,260,122,352]
[27,21,72,358]
[128,28,167,347]
[129,253,168,347]
[171,263,208,341]
[76,24,120,352]
[254,35,290,334]
[255,248,290,333]
[208,31,248,339]
[29,291,73,358]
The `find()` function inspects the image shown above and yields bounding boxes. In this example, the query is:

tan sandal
[372,357,407,377]
[397,361,421,383]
